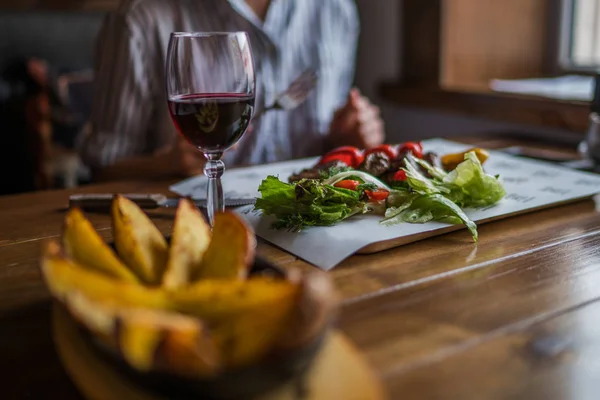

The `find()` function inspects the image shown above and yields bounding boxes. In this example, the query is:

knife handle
[69,194,168,211]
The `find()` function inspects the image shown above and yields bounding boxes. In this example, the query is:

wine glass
[165,32,256,226]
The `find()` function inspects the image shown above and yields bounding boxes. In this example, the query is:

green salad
[254,151,506,241]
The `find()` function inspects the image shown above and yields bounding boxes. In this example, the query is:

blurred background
[0,0,597,194]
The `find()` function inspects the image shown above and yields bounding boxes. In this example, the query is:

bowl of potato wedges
[41,194,338,399]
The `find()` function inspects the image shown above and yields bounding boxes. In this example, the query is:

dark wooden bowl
[73,254,329,400]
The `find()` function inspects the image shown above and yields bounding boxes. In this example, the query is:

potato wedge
[64,290,220,377]
[62,207,138,283]
[210,300,296,368]
[41,240,167,309]
[156,323,221,378]
[162,199,211,289]
[112,195,168,285]
[170,277,298,321]
[170,277,300,367]
[273,270,338,351]
[193,211,255,281]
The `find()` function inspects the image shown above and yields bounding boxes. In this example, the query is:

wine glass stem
[204,157,225,226]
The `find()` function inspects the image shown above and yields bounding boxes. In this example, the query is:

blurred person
[80,0,385,182]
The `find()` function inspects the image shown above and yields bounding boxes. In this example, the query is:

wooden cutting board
[357,195,596,254]
[52,306,386,400]
[197,139,600,269]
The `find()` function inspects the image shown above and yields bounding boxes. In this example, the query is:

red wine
[168,93,254,152]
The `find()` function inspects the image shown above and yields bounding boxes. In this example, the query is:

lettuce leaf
[442,152,506,207]
[403,160,448,195]
[319,165,354,179]
[254,150,504,241]
[404,151,505,208]
[382,193,478,241]
[255,176,365,231]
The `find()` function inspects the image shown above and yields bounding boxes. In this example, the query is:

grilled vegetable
[364,144,398,160]
[318,146,364,168]
[399,142,423,159]
[441,147,489,171]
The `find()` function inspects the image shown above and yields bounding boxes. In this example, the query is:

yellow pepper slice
[441,148,489,171]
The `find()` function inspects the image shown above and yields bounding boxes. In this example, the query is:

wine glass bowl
[165,32,255,225]
[167,93,253,152]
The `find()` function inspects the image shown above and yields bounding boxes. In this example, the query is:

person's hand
[158,136,207,177]
[327,88,385,149]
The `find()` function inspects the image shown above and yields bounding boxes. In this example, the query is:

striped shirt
[80,0,359,169]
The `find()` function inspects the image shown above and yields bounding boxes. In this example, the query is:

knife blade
[69,194,256,212]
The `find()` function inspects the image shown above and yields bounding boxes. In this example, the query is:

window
[380,0,590,134]
[562,0,600,70]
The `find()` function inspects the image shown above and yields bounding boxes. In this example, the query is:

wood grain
[1,137,600,399]
[383,298,600,400]
[339,229,600,370]
[441,0,550,88]
[402,0,558,87]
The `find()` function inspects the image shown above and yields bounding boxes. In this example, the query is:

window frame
[558,0,600,73]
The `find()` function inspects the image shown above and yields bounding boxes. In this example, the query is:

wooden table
[2,137,600,399]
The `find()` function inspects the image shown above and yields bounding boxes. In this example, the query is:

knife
[69,194,256,212]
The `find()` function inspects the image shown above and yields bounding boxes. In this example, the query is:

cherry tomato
[319,153,353,167]
[393,170,407,181]
[365,189,390,201]
[318,146,364,168]
[334,180,360,191]
[399,142,423,159]
[364,144,398,160]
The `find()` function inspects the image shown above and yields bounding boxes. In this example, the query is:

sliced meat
[288,169,321,182]
[390,150,421,174]
[358,152,390,177]
[381,170,399,184]
[288,160,347,182]
[390,150,409,171]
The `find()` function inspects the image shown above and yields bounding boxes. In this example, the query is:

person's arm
[79,11,169,182]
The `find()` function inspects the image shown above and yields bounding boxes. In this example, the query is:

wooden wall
[401,0,561,91]
[441,0,551,90]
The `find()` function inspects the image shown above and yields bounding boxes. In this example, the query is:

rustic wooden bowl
[72,255,331,400]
